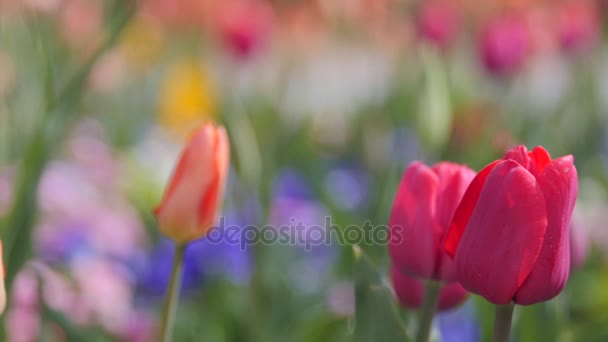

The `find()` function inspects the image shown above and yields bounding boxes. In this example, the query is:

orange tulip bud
[154,123,230,244]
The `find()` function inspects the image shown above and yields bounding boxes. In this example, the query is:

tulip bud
[389,161,476,282]
[391,266,468,312]
[154,124,230,244]
[445,145,578,305]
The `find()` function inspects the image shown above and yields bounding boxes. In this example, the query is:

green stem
[160,244,186,342]
[415,281,441,342]
[492,303,515,342]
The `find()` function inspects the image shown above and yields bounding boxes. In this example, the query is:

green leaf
[353,246,410,342]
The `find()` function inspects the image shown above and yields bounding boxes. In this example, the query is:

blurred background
[0,0,607,341]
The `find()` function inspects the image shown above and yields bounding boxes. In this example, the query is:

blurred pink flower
[417,0,459,48]
[6,307,40,342]
[89,51,130,93]
[479,13,530,76]
[88,207,147,259]
[557,2,598,54]
[122,312,156,342]
[217,0,274,60]
[69,119,122,190]
[11,269,39,309]
[143,0,208,28]
[4,268,40,342]
[59,0,103,55]
[570,221,589,270]
[6,263,77,340]
[40,265,78,318]
[18,0,62,15]
[72,258,133,334]
[37,161,99,219]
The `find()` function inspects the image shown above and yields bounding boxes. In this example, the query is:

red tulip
[154,123,230,244]
[389,162,476,282]
[391,266,468,311]
[444,145,578,305]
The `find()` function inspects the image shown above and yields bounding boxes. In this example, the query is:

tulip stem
[416,281,441,342]
[160,243,186,342]
[492,303,515,342]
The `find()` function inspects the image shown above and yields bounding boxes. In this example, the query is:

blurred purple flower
[324,162,370,212]
[392,127,423,165]
[134,238,205,297]
[35,206,147,264]
[189,211,252,284]
[438,300,479,342]
[270,169,337,294]
[135,211,252,298]
[273,169,314,200]
[35,222,92,264]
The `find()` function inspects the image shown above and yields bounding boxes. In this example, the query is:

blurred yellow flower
[119,15,165,71]
[158,59,218,136]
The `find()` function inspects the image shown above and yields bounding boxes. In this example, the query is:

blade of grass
[1,1,136,291]
[353,245,410,342]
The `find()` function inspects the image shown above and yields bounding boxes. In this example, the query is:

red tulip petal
[391,266,424,309]
[528,146,552,174]
[153,128,205,216]
[436,252,458,282]
[504,145,530,169]
[437,282,469,311]
[391,266,469,312]
[515,155,578,305]
[454,160,547,304]
[432,163,477,232]
[432,162,476,281]
[197,127,230,232]
[444,160,500,258]
[389,162,440,278]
